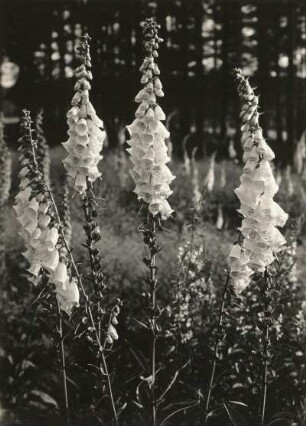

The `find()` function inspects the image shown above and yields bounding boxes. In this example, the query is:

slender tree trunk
[220,2,229,141]
[287,2,296,165]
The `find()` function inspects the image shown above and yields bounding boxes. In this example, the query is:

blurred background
[1,0,306,165]
[1,2,306,423]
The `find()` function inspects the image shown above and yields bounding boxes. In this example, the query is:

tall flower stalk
[14,110,78,425]
[228,69,288,425]
[14,111,79,311]
[229,69,287,294]
[35,108,50,185]
[127,18,175,426]
[63,34,119,424]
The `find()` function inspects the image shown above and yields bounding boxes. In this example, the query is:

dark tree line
[1,0,306,165]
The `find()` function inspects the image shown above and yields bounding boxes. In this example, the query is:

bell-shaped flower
[56,278,80,315]
[229,69,287,292]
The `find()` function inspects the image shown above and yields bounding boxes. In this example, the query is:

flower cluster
[63,34,106,194]
[126,18,175,220]
[14,110,79,314]
[229,69,288,293]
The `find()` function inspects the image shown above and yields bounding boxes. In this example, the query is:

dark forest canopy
[1,0,306,165]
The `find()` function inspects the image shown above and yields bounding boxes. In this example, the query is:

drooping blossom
[215,204,224,230]
[14,110,79,314]
[228,69,288,293]
[126,18,175,220]
[204,153,216,192]
[63,34,106,194]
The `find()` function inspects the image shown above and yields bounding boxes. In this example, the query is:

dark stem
[56,300,70,426]
[260,323,269,426]
[81,185,102,340]
[150,217,157,426]
[142,214,159,426]
[204,272,231,424]
[260,271,271,426]
[81,185,118,425]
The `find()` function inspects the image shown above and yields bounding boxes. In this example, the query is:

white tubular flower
[229,69,288,293]
[63,34,106,194]
[228,244,252,293]
[126,18,175,220]
[56,277,80,315]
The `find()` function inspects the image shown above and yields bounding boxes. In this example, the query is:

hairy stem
[260,271,271,426]
[142,215,159,426]
[204,272,230,424]
[151,218,157,426]
[260,323,269,426]
[81,184,118,425]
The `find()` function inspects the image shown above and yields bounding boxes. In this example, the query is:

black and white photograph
[0,0,306,425]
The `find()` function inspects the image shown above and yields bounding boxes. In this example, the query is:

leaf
[266,419,291,426]
[125,339,148,371]
[270,411,299,421]
[157,360,190,405]
[223,401,249,426]
[21,360,36,370]
[133,317,149,330]
[117,402,127,417]
[159,400,199,426]
[30,390,58,408]
[204,404,224,421]
[228,401,248,408]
